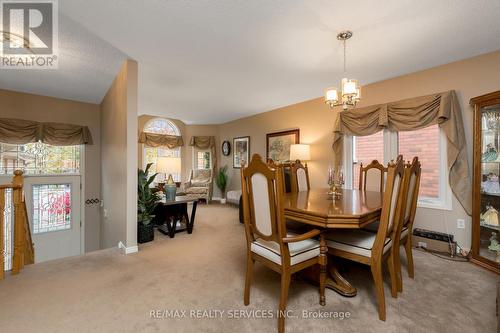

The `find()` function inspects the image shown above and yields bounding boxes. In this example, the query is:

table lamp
[157,156,181,201]
[289,144,311,165]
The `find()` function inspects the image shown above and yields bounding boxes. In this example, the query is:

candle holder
[328,167,344,200]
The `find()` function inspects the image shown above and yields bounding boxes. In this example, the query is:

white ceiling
[3,1,500,124]
[0,14,127,104]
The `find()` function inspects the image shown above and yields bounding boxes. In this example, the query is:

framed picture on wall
[266,129,300,163]
[233,136,250,168]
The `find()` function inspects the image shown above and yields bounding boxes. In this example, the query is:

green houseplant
[137,163,160,243]
[215,165,228,204]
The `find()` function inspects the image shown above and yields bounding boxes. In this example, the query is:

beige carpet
[0,204,497,333]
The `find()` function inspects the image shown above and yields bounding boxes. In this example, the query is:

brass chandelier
[324,31,361,110]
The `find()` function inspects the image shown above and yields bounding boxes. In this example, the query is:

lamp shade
[289,144,311,162]
[156,157,181,174]
[325,87,339,104]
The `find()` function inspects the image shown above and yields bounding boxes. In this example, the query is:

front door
[24,176,81,263]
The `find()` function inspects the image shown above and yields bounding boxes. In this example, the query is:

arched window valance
[138,118,183,148]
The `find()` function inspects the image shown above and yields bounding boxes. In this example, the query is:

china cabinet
[470,91,500,273]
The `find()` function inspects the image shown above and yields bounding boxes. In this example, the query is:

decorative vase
[165,183,177,201]
[138,223,154,243]
[220,198,227,204]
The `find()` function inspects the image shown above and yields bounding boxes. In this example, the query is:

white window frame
[142,118,182,182]
[344,127,452,211]
[192,148,212,170]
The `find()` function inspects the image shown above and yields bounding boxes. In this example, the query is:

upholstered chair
[184,169,213,202]
[241,154,327,333]
[290,160,310,193]
[325,158,406,321]
[359,160,388,192]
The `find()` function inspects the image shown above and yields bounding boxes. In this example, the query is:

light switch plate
[457,219,465,229]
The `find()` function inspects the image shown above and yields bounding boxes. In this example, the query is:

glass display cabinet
[471,91,500,273]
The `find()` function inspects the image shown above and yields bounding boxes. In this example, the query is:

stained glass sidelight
[32,184,72,234]
[0,142,80,175]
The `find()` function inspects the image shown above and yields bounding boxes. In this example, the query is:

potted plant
[137,163,160,243]
[216,165,229,204]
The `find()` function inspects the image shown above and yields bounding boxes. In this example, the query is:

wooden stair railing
[0,170,35,280]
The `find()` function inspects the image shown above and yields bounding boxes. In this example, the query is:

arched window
[143,118,181,182]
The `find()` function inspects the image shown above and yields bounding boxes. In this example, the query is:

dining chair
[359,160,388,192]
[394,157,421,292]
[290,160,310,193]
[241,154,327,333]
[325,158,405,321]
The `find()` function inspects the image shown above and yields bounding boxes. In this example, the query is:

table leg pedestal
[325,266,357,297]
[299,264,357,298]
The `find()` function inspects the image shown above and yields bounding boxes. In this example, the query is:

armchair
[184,169,213,203]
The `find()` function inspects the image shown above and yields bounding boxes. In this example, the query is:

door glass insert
[32,184,72,234]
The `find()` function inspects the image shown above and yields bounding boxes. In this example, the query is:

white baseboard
[118,241,138,255]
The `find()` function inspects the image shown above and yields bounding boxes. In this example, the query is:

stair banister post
[11,170,24,275]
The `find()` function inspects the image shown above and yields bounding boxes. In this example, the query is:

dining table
[283,188,384,297]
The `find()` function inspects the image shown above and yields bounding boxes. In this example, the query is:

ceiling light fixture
[324,30,361,110]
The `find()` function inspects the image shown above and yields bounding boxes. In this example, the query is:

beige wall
[100,60,138,249]
[0,89,101,252]
[218,50,500,250]
[137,115,220,196]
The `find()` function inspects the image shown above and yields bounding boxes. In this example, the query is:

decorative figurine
[481,204,500,227]
[488,232,500,263]
[482,143,498,162]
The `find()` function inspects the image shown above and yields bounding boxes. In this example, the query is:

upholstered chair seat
[325,230,392,258]
[251,232,320,266]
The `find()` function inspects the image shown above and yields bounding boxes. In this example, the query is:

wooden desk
[284,188,383,297]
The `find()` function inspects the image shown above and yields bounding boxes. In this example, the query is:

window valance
[333,90,471,215]
[189,136,215,149]
[0,118,93,146]
[138,132,184,148]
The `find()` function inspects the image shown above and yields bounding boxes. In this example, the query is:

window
[142,118,181,182]
[0,142,80,175]
[398,125,440,199]
[345,125,450,210]
[195,151,211,170]
[352,132,384,188]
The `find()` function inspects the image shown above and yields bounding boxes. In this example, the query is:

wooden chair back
[372,158,405,257]
[401,157,422,231]
[267,159,292,193]
[241,154,287,245]
[359,160,388,192]
[290,160,310,193]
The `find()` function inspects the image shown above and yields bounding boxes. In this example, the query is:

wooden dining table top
[283,188,383,229]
